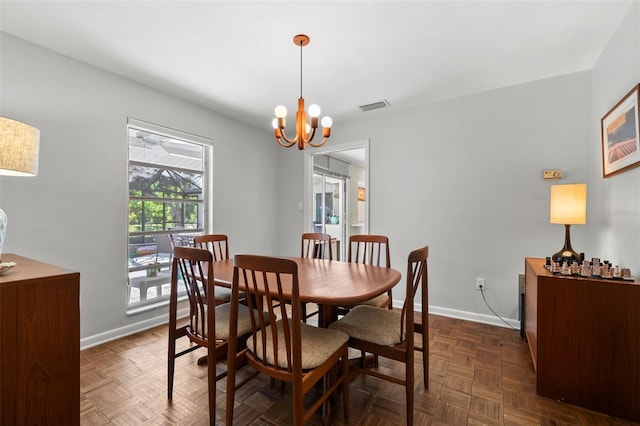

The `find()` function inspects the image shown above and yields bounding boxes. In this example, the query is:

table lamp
[0,117,40,259]
[549,183,586,260]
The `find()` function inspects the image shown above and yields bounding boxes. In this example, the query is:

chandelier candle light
[0,117,40,260]
[272,34,332,150]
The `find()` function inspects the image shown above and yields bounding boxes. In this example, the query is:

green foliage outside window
[128,165,203,234]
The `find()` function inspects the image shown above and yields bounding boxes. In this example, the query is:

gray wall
[276,71,592,324]
[590,1,640,271]
[0,0,637,344]
[0,34,280,345]
[275,2,639,325]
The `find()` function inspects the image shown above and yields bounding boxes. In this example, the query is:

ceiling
[0,1,634,133]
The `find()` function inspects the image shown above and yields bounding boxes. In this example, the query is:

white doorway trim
[303,140,370,236]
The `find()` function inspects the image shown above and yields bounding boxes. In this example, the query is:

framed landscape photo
[601,84,640,178]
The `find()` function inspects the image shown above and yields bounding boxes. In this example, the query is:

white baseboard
[393,300,521,330]
[427,305,520,330]
[80,306,190,350]
[81,303,520,351]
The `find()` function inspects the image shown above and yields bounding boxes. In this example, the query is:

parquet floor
[80,313,640,425]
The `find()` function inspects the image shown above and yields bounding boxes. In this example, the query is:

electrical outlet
[476,277,486,290]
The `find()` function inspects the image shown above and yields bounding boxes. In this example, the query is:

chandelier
[272,34,332,150]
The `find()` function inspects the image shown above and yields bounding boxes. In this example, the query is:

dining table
[211,257,402,327]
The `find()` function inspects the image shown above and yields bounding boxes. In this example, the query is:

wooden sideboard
[0,253,80,425]
[524,257,640,422]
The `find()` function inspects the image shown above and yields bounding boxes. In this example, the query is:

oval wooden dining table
[211,257,402,327]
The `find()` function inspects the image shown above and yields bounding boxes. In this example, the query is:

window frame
[126,117,213,311]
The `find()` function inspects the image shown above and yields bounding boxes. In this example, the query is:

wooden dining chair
[339,234,393,314]
[167,246,256,425]
[329,246,429,426]
[194,234,230,261]
[193,234,241,305]
[300,232,333,323]
[225,254,350,426]
[301,232,333,260]
[168,233,195,251]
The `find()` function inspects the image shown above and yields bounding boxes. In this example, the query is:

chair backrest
[168,233,196,251]
[171,246,215,347]
[233,254,301,372]
[399,246,429,343]
[347,234,391,268]
[301,232,333,260]
[194,234,230,261]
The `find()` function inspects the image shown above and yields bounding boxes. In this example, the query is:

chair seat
[247,319,349,369]
[213,286,245,302]
[193,302,256,340]
[329,305,402,346]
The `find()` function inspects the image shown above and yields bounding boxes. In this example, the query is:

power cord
[479,288,519,331]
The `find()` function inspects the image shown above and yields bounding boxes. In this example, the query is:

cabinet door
[1,271,80,425]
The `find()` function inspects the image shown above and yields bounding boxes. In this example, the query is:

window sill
[126,295,187,317]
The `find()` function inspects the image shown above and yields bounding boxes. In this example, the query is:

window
[127,118,212,308]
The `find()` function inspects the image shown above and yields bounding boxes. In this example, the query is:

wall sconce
[549,183,587,260]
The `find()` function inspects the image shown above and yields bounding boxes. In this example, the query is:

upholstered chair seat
[247,319,348,369]
[192,302,258,340]
[329,305,402,346]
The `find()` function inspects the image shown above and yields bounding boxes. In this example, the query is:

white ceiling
[0,1,634,132]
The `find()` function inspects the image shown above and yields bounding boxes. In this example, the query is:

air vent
[359,99,390,112]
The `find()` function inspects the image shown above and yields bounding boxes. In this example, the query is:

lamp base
[552,248,580,261]
[552,223,580,261]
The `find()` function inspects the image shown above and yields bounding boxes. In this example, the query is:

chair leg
[208,346,216,426]
[342,348,350,421]
[226,359,236,426]
[167,342,175,400]
[301,302,308,323]
[422,330,429,388]
[292,380,304,426]
[406,352,414,426]
[167,320,177,400]
[321,373,330,425]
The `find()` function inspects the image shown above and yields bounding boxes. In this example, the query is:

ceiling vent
[358,99,390,112]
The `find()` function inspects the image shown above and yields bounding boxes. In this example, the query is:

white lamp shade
[0,117,40,176]
[550,183,587,225]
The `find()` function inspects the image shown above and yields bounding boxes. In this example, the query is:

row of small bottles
[545,255,632,280]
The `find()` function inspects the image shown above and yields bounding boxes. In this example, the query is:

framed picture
[601,84,640,178]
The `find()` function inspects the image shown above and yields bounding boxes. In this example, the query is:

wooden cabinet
[525,257,640,422]
[0,253,80,425]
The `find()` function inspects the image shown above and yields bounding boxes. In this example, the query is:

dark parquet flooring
[79,312,639,425]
